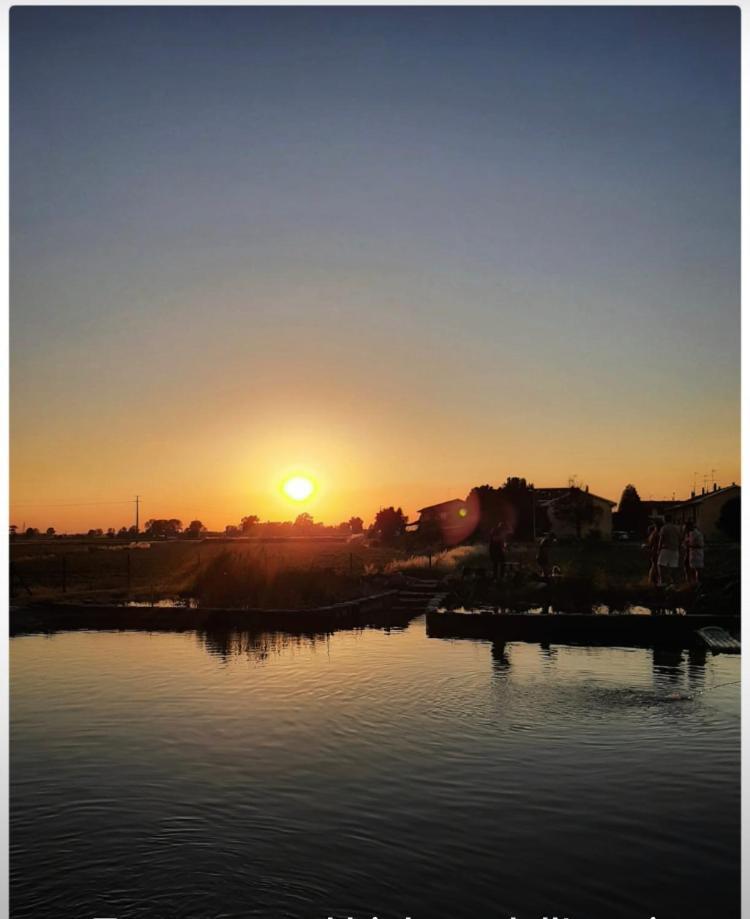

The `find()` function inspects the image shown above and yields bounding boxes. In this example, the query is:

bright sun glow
[282,475,315,502]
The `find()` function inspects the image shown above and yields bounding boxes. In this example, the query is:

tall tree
[240,515,259,534]
[371,507,407,545]
[186,520,206,538]
[617,484,646,534]
[468,477,535,540]
[293,513,316,535]
[348,516,364,534]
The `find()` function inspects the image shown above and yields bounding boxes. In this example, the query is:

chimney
[713,482,718,492]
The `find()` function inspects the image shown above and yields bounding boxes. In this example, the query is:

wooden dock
[426,609,740,650]
[9,590,415,636]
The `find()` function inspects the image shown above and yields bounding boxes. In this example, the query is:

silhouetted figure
[488,522,507,581]
[537,533,555,579]
[645,521,661,586]
[658,515,681,586]
[683,520,705,585]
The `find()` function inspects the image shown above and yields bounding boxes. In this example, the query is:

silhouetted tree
[371,507,407,545]
[293,513,315,534]
[9,525,17,538]
[469,477,535,540]
[87,528,104,537]
[144,519,182,538]
[240,515,259,534]
[185,520,206,538]
[617,484,646,534]
[25,527,39,537]
[717,496,740,542]
[118,526,129,538]
[46,527,56,537]
[348,516,364,534]
[106,527,115,538]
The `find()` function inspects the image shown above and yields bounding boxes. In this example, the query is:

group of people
[488,522,556,581]
[646,516,704,587]
[488,516,706,588]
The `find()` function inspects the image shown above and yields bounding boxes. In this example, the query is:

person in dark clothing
[537,533,555,579]
[489,522,507,581]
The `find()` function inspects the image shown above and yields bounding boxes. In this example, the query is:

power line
[9,500,136,508]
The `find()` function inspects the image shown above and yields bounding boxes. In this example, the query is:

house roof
[417,498,466,514]
[640,500,682,510]
[672,484,740,510]
[535,487,616,507]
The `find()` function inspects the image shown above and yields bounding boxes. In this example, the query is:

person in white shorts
[683,520,705,584]
[657,515,681,585]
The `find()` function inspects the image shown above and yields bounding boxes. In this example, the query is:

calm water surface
[11,618,740,919]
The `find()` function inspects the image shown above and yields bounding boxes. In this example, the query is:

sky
[10,7,740,532]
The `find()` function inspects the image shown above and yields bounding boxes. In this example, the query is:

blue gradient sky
[10,7,740,530]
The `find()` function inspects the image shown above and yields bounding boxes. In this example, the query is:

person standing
[658,515,681,586]
[488,522,507,581]
[645,521,661,586]
[537,532,555,579]
[684,520,705,585]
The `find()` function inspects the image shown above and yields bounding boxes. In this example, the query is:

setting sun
[282,475,315,502]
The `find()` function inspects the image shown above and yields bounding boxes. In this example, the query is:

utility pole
[135,495,140,534]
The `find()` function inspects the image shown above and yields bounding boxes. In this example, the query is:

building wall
[671,486,740,541]
[547,500,613,539]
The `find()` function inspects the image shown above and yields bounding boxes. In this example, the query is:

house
[669,484,740,541]
[534,487,616,540]
[414,498,478,545]
[416,498,469,532]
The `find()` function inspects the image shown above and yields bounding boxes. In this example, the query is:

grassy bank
[9,538,405,605]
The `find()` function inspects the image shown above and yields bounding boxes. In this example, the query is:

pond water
[11,618,740,919]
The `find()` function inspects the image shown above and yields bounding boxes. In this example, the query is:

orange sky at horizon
[10,409,740,532]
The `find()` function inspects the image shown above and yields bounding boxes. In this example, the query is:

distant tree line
[223,513,365,539]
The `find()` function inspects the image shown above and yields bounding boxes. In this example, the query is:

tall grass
[384,544,488,576]
[192,551,367,609]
